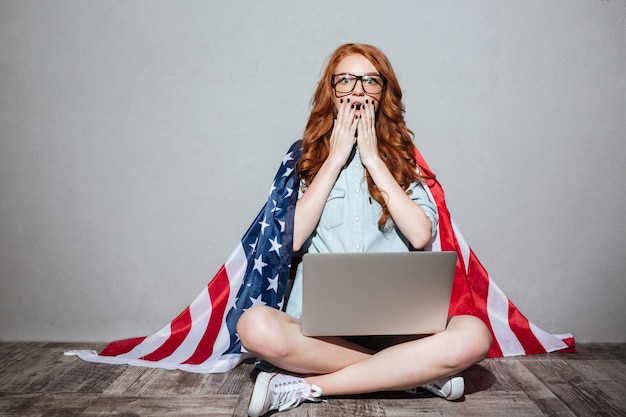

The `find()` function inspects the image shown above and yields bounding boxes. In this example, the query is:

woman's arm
[356,101,432,249]
[293,100,358,251]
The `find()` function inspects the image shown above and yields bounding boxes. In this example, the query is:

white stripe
[486,277,525,356]
[76,348,251,373]
[451,220,471,273]
[529,322,572,353]
[225,242,248,293]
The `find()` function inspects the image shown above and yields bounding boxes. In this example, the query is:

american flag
[75,140,574,372]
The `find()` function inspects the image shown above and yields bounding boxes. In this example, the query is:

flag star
[268,181,277,196]
[259,217,269,234]
[268,236,282,255]
[249,293,266,307]
[285,187,293,198]
[278,220,285,232]
[282,152,294,166]
[253,255,267,274]
[249,237,258,251]
[267,274,279,293]
[277,297,284,310]
[282,167,293,178]
[271,199,281,213]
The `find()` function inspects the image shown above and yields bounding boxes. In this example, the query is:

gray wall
[1,1,625,344]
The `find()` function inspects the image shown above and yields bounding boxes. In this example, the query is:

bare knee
[446,315,493,371]
[236,306,293,358]
[236,306,274,352]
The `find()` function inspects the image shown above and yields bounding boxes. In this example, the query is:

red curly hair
[297,43,426,230]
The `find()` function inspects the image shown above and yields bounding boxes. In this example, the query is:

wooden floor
[0,342,624,417]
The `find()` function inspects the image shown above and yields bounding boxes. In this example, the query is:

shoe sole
[248,372,273,417]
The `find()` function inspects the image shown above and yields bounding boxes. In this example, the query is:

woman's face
[331,54,384,116]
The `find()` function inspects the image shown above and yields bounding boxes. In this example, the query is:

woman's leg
[238,307,492,396]
[305,315,492,395]
[237,305,375,375]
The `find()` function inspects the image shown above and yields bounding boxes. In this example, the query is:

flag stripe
[183,266,231,364]
[487,278,525,356]
[99,336,146,357]
[140,307,193,361]
[507,299,545,355]
[160,280,215,364]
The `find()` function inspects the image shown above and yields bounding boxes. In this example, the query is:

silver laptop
[300,251,457,336]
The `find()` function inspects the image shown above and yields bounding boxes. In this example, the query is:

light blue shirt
[286,147,438,318]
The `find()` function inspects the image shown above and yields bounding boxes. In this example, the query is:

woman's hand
[328,98,358,167]
[356,98,381,168]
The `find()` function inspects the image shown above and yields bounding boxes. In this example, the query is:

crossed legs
[237,305,492,396]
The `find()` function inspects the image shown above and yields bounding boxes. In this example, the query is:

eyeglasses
[331,73,386,95]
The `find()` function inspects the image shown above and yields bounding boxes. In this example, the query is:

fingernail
[351,104,354,109]
[340,98,343,103]
[347,98,350,103]
[365,99,369,104]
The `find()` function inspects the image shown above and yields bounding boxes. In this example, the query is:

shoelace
[270,380,321,412]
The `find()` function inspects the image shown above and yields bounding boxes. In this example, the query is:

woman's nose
[353,79,365,95]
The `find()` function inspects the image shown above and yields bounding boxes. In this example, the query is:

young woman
[237,43,493,417]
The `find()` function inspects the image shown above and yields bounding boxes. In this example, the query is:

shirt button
[355,245,360,250]
[355,188,360,193]
[355,216,360,222]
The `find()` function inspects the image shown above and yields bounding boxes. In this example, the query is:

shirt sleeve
[407,181,438,236]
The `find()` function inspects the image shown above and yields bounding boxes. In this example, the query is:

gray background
[1,1,625,344]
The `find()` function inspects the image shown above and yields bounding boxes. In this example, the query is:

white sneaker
[248,371,323,417]
[407,375,464,401]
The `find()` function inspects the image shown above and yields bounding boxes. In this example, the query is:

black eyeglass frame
[330,73,387,95]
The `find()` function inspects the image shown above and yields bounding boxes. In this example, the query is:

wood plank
[41,360,128,394]
[0,343,77,394]
[489,359,576,416]
[0,393,98,417]
[523,359,626,417]
[79,395,239,417]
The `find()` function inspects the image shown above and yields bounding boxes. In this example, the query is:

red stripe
[140,307,193,362]
[183,265,231,365]
[100,336,147,357]
[560,336,577,352]
[466,253,505,358]
[507,300,546,355]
